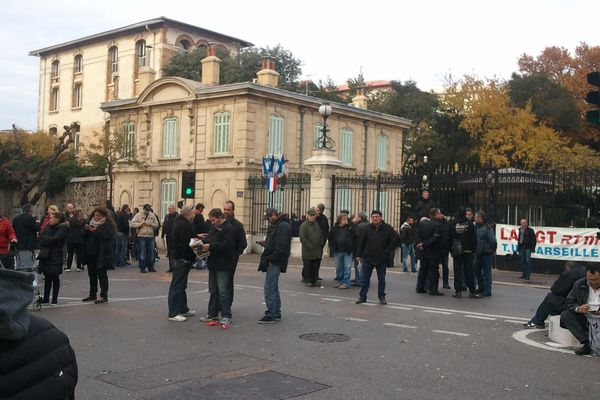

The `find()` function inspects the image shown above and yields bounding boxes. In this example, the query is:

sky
[2,0,599,131]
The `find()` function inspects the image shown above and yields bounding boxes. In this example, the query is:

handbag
[450,239,463,257]
[37,247,50,260]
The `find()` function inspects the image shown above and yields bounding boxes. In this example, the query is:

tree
[163,44,303,91]
[0,124,79,206]
[84,125,144,204]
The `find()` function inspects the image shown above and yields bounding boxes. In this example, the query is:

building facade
[30,17,252,151]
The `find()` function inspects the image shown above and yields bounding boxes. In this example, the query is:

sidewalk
[238,253,555,289]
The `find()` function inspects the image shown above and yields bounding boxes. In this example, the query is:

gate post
[305,149,342,222]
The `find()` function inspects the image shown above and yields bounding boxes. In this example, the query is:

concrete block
[548,315,580,347]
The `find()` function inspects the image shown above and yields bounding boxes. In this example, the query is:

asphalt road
[37,256,596,400]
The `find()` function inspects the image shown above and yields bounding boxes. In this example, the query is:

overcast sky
[2,0,599,130]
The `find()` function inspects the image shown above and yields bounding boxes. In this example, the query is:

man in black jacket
[167,205,198,322]
[517,218,537,280]
[258,208,292,323]
[415,190,435,221]
[524,261,586,328]
[114,204,131,268]
[0,268,78,399]
[355,210,397,305]
[162,204,178,272]
[560,264,600,355]
[222,200,247,304]
[12,203,40,269]
[416,208,443,296]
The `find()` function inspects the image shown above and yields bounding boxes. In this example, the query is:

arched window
[73,55,83,74]
[136,40,146,68]
[162,117,178,158]
[51,60,60,78]
[340,128,352,165]
[268,115,284,156]
[108,46,118,73]
[178,39,190,51]
[213,112,230,154]
[376,135,388,171]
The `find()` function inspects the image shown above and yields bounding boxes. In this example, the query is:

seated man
[0,268,78,399]
[560,264,600,356]
[523,261,586,328]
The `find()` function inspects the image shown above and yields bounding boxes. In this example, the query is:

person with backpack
[474,210,497,297]
[449,207,481,299]
[129,204,159,273]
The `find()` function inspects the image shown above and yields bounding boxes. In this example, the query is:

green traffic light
[185,188,193,195]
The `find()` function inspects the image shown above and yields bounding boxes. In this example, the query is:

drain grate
[299,333,350,343]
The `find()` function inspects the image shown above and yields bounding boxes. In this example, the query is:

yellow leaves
[0,129,60,158]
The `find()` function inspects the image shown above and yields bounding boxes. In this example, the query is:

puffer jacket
[37,222,68,276]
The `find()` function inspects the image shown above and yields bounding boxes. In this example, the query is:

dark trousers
[560,309,589,344]
[359,262,387,300]
[87,258,109,299]
[441,253,449,285]
[43,274,60,303]
[530,293,565,325]
[168,259,191,318]
[453,254,476,293]
[0,253,14,270]
[66,243,84,269]
[208,269,233,319]
[302,258,321,284]
[417,252,439,293]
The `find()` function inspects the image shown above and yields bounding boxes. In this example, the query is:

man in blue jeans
[399,216,417,273]
[129,204,159,273]
[257,208,291,324]
[517,218,536,280]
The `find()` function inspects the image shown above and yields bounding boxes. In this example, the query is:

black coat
[223,217,247,257]
[328,224,356,254]
[400,222,418,246]
[518,227,537,252]
[439,218,451,254]
[115,211,131,236]
[11,213,39,251]
[83,220,115,268]
[316,214,330,245]
[356,221,397,266]
[450,216,477,253]
[0,315,78,400]
[64,214,85,245]
[38,222,68,276]
[543,265,587,311]
[259,215,292,273]
[206,223,236,271]
[162,212,177,239]
[415,198,435,220]
[565,277,591,312]
[169,215,196,262]
[193,214,209,235]
[418,218,442,255]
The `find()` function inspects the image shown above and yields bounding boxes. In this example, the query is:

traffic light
[181,171,196,198]
[585,71,600,125]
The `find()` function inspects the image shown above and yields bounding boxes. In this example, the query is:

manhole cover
[299,333,350,343]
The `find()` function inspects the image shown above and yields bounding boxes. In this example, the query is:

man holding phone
[560,264,600,356]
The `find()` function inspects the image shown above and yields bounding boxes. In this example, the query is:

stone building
[29,17,252,151]
[100,51,412,224]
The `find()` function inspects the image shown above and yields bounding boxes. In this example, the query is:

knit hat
[0,269,34,340]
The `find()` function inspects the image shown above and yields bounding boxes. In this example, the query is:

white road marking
[296,311,323,316]
[512,329,575,355]
[339,317,369,322]
[388,306,413,311]
[41,290,209,308]
[321,298,342,302]
[384,323,417,329]
[465,315,496,321]
[504,319,528,324]
[424,310,453,315]
[432,330,470,337]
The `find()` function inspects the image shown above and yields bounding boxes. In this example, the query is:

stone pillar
[352,87,368,109]
[138,66,156,93]
[304,149,342,216]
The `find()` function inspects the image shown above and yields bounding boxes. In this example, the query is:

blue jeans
[359,262,387,300]
[208,270,233,319]
[354,258,364,286]
[137,236,155,271]
[168,259,191,317]
[520,249,532,278]
[263,264,281,318]
[115,232,128,267]
[334,252,353,286]
[475,253,493,295]
[401,244,416,272]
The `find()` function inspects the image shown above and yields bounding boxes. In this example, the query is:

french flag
[267,176,278,192]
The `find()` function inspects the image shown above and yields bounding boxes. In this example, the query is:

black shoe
[429,291,444,296]
[575,344,591,356]
[355,297,367,304]
[443,284,451,289]
[416,289,427,294]
[258,316,277,324]
[148,268,157,272]
[317,277,323,281]
[468,293,483,299]
[41,299,49,304]
[82,296,96,302]
[140,269,147,273]
[523,322,545,329]
[94,297,108,304]
[334,277,339,281]
[452,292,462,298]
[379,298,387,305]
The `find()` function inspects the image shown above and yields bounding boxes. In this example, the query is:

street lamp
[421,155,429,191]
[316,101,334,150]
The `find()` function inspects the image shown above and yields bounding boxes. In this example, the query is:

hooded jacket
[0,269,78,399]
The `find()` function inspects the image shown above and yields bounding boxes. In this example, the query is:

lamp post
[421,155,429,191]
[316,101,334,150]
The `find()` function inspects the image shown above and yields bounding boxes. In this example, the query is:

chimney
[201,44,221,86]
[256,57,279,87]
[351,87,368,109]
[137,66,156,94]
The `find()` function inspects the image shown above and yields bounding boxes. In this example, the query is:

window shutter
[268,116,284,156]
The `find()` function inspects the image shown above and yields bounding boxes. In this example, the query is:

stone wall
[46,176,107,216]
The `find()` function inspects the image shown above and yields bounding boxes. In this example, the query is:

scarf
[90,217,106,228]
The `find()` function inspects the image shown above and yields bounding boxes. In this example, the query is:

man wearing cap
[129,204,159,273]
[258,208,292,323]
[299,208,324,287]
[355,210,397,305]
[167,205,198,322]
[12,204,40,270]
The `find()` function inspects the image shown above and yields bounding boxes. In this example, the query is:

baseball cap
[306,209,316,217]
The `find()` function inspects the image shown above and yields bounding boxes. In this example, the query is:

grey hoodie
[0,268,34,340]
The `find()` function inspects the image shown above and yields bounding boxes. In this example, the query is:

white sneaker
[183,310,196,317]
[168,315,187,322]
